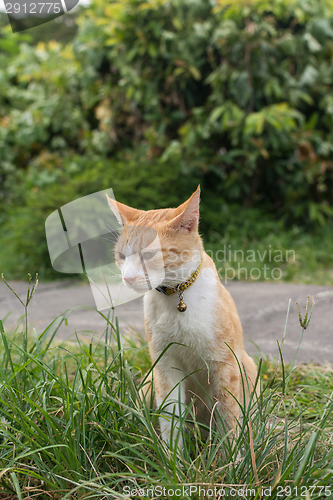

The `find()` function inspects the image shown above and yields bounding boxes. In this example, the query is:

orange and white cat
[107,186,259,448]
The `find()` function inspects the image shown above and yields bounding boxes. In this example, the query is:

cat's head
[106,186,203,292]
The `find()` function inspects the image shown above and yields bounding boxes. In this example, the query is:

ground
[1,279,332,364]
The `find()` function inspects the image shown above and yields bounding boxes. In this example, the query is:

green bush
[0,149,201,278]
[1,0,333,276]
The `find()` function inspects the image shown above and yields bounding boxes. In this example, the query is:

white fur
[144,264,218,356]
[118,249,165,292]
[144,261,219,446]
[122,254,142,283]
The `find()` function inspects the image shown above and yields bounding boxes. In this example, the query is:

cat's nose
[124,275,136,285]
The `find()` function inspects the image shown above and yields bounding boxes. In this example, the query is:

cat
[106,186,259,449]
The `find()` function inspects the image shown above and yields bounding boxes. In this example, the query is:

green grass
[0,278,332,499]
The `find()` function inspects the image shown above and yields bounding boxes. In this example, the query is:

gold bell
[177,300,187,312]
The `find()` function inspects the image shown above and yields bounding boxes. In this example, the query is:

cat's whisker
[103,235,118,247]
[106,276,123,284]
[105,268,121,276]
[104,222,120,233]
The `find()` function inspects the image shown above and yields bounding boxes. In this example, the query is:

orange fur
[108,187,260,448]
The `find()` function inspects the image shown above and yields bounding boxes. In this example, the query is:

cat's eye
[142,249,158,260]
[116,252,125,260]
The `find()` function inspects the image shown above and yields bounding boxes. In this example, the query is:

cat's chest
[144,267,218,350]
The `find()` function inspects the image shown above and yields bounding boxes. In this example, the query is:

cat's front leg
[154,364,186,451]
[211,360,241,436]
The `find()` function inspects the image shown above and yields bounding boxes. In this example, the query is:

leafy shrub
[73,0,333,223]
[1,0,333,276]
[0,148,201,278]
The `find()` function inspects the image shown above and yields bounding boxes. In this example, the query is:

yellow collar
[155,260,202,312]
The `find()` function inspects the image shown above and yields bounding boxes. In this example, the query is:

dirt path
[1,279,332,364]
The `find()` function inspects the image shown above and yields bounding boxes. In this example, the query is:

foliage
[0,148,201,278]
[1,0,333,276]
[0,278,332,498]
[0,10,79,44]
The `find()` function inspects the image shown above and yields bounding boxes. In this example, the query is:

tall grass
[0,277,332,499]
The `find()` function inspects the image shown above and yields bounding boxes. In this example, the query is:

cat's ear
[168,185,200,232]
[105,194,142,225]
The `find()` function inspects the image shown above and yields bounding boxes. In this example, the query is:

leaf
[303,33,322,53]
[310,18,333,44]
[231,71,252,108]
[244,111,265,136]
[299,65,319,86]
[309,202,326,225]
[189,66,201,81]
[294,432,317,486]
[209,105,225,123]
